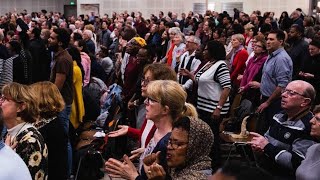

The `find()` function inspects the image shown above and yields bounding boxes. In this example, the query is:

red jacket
[230,49,248,86]
[127,118,156,148]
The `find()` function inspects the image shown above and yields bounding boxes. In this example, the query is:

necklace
[8,122,27,145]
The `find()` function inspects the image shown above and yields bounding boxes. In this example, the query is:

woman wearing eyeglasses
[1,82,48,179]
[239,38,268,109]
[108,64,176,159]
[144,116,213,180]
[105,80,198,180]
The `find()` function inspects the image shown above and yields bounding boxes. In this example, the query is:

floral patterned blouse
[13,127,48,180]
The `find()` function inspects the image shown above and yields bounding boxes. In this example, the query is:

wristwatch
[216,105,223,110]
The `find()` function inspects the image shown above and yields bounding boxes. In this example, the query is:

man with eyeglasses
[177,35,201,91]
[249,80,316,179]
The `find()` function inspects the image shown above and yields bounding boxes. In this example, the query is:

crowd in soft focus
[0,6,320,180]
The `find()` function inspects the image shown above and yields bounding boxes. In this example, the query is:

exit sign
[70,1,75,5]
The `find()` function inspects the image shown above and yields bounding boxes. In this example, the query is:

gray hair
[168,27,181,35]
[83,29,93,39]
[188,35,201,46]
[232,34,245,45]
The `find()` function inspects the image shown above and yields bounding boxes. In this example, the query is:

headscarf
[132,37,147,47]
[171,117,214,180]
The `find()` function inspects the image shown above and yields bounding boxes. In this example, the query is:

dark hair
[67,45,85,82]
[269,29,286,41]
[290,24,304,36]
[76,39,90,55]
[8,40,22,54]
[32,27,41,39]
[281,11,289,18]
[207,40,226,60]
[309,38,320,49]
[53,28,70,49]
[173,116,190,132]
[73,32,83,41]
[232,24,245,34]
[260,23,272,34]
[143,63,177,81]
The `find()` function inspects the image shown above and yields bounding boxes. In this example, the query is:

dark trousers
[256,96,282,135]
[198,109,223,171]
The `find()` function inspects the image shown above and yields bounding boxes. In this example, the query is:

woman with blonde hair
[30,81,68,180]
[230,33,249,87]
[105,80,198,180]
[1,82,48,179]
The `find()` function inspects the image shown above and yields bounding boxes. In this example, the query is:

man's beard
[48,44,59,52]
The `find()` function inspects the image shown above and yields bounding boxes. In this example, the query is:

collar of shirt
[54,49,68,58]
[268,47,284,59]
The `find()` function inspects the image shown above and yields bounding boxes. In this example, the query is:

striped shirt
[0,56,16,90]
[195,60,231,114]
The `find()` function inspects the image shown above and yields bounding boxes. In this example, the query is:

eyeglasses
[186,41,196,44]
[167,139,188,149]
[145,96,159,105]
[281,89,306,97]
[0,95,9,103]
[254,44,264,48]
[141,78,151,86]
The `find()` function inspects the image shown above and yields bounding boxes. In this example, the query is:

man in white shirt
[177,35,201,90]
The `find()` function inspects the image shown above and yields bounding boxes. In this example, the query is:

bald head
[291,80,315,103]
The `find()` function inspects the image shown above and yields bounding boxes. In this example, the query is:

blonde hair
[84,24,95,32]
[146,80,197,121]
[30,81,65,119]
[2,82,39,123]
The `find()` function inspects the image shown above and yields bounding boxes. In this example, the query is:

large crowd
[0,7,319,180]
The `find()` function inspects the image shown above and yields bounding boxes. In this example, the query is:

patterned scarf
[171,117,214,180]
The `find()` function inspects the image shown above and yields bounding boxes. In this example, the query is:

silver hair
[83,29,93,39]
[168,27,181,35]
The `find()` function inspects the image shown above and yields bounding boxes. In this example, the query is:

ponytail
[182,102,198,119]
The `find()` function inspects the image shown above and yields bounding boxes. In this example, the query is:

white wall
[77,0,309,20]
[0,0,74,15]
[209,0,309,19]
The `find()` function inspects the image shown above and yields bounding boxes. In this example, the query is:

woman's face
[202,46,210,60]
[169,32,176,40]
[309,44,320,57]
[166,128,188,168]
[144,95,164,121]
[310,112,320,139]
[203,21,209,31]
[141,70,154,97]
[173,34,182,45]
[231,37,241,48]
[0,95,20,122]
[162,31,168,39]
[253,41,265,55]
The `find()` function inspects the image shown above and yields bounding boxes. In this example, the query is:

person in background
[67,46,85,130]
[298,39,320,105]
[30,81,68,180]
[48,28,73,177]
